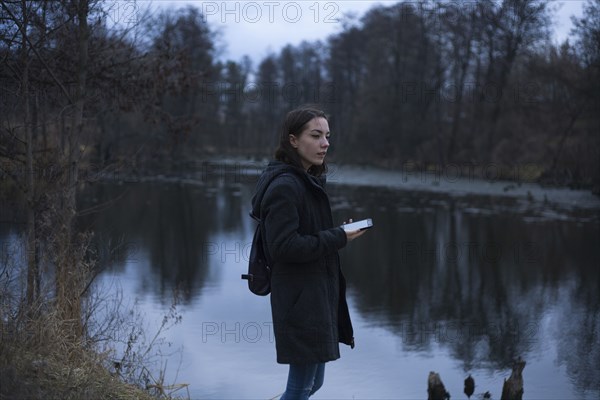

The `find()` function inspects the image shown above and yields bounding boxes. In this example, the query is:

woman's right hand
[345,229,366,241]
[342,218,367,242]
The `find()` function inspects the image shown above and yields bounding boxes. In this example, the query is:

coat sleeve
[261,175,347,264]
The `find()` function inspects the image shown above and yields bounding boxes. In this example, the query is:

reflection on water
[51,178,600,397]
[332,186,600,398]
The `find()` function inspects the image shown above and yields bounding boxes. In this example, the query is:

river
[4,162,599,399]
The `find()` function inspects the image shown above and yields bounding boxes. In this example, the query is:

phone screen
[342,218,373,232]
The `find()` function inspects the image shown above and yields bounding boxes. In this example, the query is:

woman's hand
[342,218,367,242]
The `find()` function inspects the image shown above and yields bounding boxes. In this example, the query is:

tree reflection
[75,180,599,394]
[77,178,247,303]
[555,262,600,395]
[332,184,599,392]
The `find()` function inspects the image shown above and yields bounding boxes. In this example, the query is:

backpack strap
[249,211,260,222]
[249,171,294,268]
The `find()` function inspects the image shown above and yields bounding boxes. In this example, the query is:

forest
[0,0,599,398]
[2,1,599,188]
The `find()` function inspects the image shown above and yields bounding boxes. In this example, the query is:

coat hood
[251,160,327,220]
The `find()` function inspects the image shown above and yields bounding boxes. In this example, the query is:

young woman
[251,105,366,399]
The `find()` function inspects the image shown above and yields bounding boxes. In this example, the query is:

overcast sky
[141,0,586,63]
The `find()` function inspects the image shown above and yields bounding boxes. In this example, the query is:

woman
[251,105,366,399]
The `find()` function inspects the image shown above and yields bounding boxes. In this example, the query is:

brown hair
[274,105,328,177]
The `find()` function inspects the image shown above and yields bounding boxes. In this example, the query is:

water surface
[69,175,600,399]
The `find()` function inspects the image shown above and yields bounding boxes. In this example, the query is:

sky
[138,0,587,63]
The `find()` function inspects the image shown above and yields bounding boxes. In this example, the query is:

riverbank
[330,163,600,210]
[0,338,157,400]
[118,157,600,214]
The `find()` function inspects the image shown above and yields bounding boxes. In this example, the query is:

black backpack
[241,211,272,296]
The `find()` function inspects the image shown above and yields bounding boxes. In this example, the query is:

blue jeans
[280,363,325,400]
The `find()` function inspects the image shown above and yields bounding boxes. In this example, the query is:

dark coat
[251,161,354,364]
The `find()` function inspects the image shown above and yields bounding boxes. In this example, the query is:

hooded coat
[251,160,354,364]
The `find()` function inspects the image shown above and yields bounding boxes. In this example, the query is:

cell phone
[341,218,373,232]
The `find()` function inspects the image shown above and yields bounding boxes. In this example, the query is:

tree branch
[1,0,74,105]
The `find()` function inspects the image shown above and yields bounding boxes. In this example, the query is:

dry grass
[0,310,158,400]
[0,242,188,400]
[1,122,189,399]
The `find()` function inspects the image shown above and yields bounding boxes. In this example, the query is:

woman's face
[289,117,330,171]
